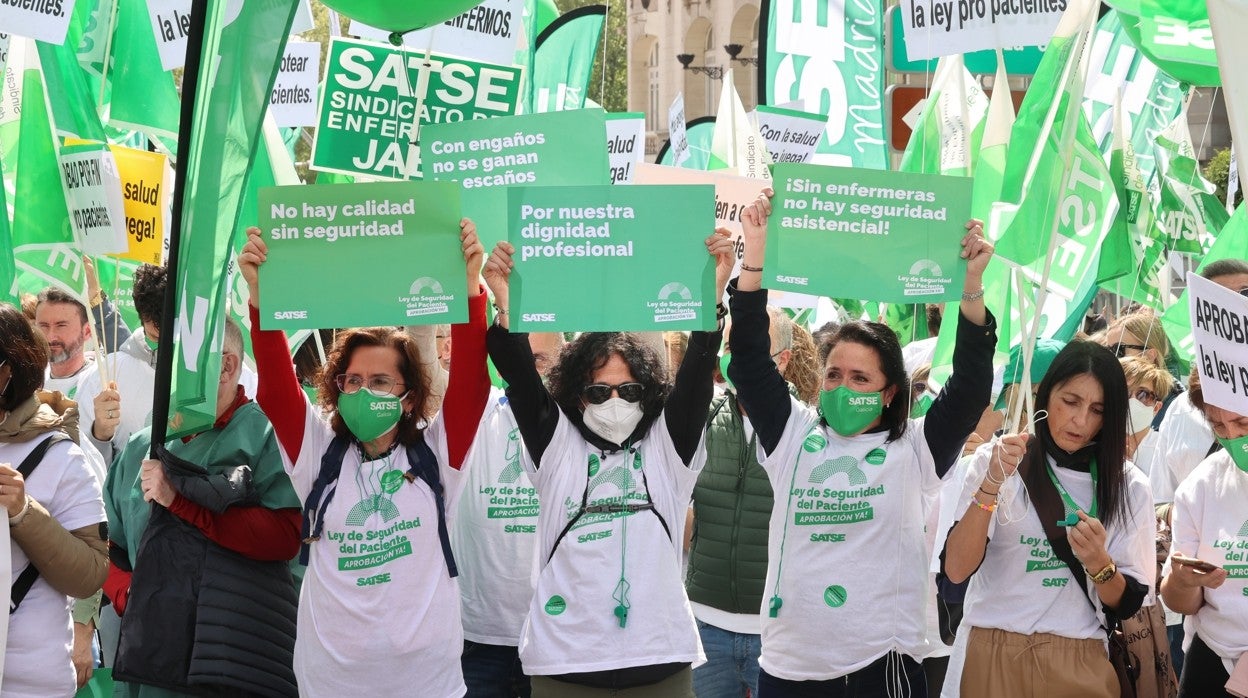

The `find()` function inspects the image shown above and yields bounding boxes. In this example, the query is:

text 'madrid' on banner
[311,37,524,180]
[766,163,972,303]
[257,181,468,331]
[760,0,888,169]
[510,184,717,332]
[421,108,609,248]
[897,0,1065,62]
[1188,272,1248,416]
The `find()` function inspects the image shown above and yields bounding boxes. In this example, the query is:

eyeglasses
[912,381,928,395]
[335,374,405,395]
[1132,388,1159,407]
[582,382,645,405]
[1113,343,1147,358]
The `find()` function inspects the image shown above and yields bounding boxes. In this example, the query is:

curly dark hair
[546,333,670,427]
[132,264,168,328]
[0,303,49,410]
[317,327,432,446]
[821,321,910,442]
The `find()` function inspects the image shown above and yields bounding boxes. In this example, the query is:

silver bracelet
[9,495,32,527]
[962,286,985,302]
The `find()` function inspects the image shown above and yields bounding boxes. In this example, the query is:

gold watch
[1086,561,1117,584]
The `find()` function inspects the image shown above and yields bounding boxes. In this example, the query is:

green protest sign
[766,164,972,303]
[311,37,524,180]
[257,181,468,330]
[509,185,716,332]
[422,109,609,247]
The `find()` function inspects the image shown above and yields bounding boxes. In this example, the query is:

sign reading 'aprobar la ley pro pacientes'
[766,163,972,303]
[311,37,524,180]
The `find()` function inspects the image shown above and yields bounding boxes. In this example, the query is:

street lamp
[676,52,725,80]
[724,43,757,66]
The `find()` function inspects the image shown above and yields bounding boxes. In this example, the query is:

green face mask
[337,388,405,442]
[820,385,884,437]
[910,392,934,418]
[718,353,734,389]
[1219,434,1248,473]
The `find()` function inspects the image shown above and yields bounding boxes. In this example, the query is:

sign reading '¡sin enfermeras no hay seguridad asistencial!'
[311,37,524,180]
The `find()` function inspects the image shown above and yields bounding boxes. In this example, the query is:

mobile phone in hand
[1171,554,1220,574]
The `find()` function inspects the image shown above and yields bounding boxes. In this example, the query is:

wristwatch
[1087,561,1117,584]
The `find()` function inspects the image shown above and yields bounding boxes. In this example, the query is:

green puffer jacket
[686,389,774,615]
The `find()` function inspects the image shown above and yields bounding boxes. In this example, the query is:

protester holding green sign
[727,191,997,696]
[237,220,489,697]
[479,230,734,696]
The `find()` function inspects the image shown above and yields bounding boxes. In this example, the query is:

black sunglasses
[1113,343,1146,358]
[582,382,645,405]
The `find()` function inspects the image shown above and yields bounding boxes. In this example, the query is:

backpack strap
[10,433,70,614]
[299,435,352,565]
[404,439,458,578]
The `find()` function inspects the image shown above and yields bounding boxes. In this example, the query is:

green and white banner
[766,163,972,303]
[760,0,888,169]
[422,108,609,247]
[257,181,468,331]
[1154,114,1228,256]
[709,71,771,179]
[165,0,298,440]
[531,4,604,113]
[311,37,524,180]
[898,55,988,177]
[509,184,716,332]
[897,0,1064,61]
[352,0,523,67]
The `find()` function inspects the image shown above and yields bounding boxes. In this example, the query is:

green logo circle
[823,585,847,608]
[587,455,600,477]
[803,433,827,453]
[544,595,567,615]
[864,448,886,466]
[380,470,405,495]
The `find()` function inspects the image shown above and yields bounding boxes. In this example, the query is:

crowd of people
[1,192,1246,698]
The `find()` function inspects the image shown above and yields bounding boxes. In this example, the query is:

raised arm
[922,222,997,478]
[240,227,306,462]
[727,191,792,455]
[663,230,733,465]
[442,219,489,470]
[483,241,561,464]
[86,256,131,355]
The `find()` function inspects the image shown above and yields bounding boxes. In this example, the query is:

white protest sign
[751,104,828,165]
[669,93,690,167]
[606,112,645,184]
[897,0,1063,61]
[352,0,521,66]
[60,145,128,255]
[147,0,243,70]
[270,40,319,127]
[0,0,76,44]
[1189,272,1248,415]
[633,162,819,309]
[290,0,313,34]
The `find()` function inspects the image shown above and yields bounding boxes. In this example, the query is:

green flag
[532,5,605,113]
[992,0,1098,267]
[708,69,771,179]
[11,68,83,301]
[109,0,181,148]
[0,166,15,305]
[164,0,298,440]
[898,55,988,178]
[1162,203,1248,366]
[1117,0,1219,87]
[36,1,107,142]
[1154,113,1229,257]
[1099,98,1140,285]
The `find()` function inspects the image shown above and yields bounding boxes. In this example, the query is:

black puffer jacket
[113,445,298,697]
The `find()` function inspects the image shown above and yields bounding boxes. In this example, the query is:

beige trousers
[961,626,1119,698]
[530,667,694,698]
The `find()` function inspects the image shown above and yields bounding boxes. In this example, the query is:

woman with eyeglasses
[238,222,489,697]
[1161,368,1248,697]
[729,191,997,697]
[480,231,734,697]
[1120,357,1175,469]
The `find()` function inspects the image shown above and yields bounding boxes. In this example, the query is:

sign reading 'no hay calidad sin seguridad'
[257,181,468,330]
[510,184,717,332]
[765,164,973,304]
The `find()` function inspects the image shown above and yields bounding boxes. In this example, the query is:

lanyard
[1045,458,1097,526]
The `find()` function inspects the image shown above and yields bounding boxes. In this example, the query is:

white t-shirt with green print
[518,411,706,676]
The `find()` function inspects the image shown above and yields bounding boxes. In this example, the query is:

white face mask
[582,397,644,445]
[1127,397,1155,434]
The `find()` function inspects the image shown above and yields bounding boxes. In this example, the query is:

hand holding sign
[709,228,736,301]
[460,219,485,298]
[484,242,516,329]
[738,189,774,294]
[959,219,993,327]
[239,227,268,309]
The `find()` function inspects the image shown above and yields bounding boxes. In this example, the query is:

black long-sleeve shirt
[726,280,996,479]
